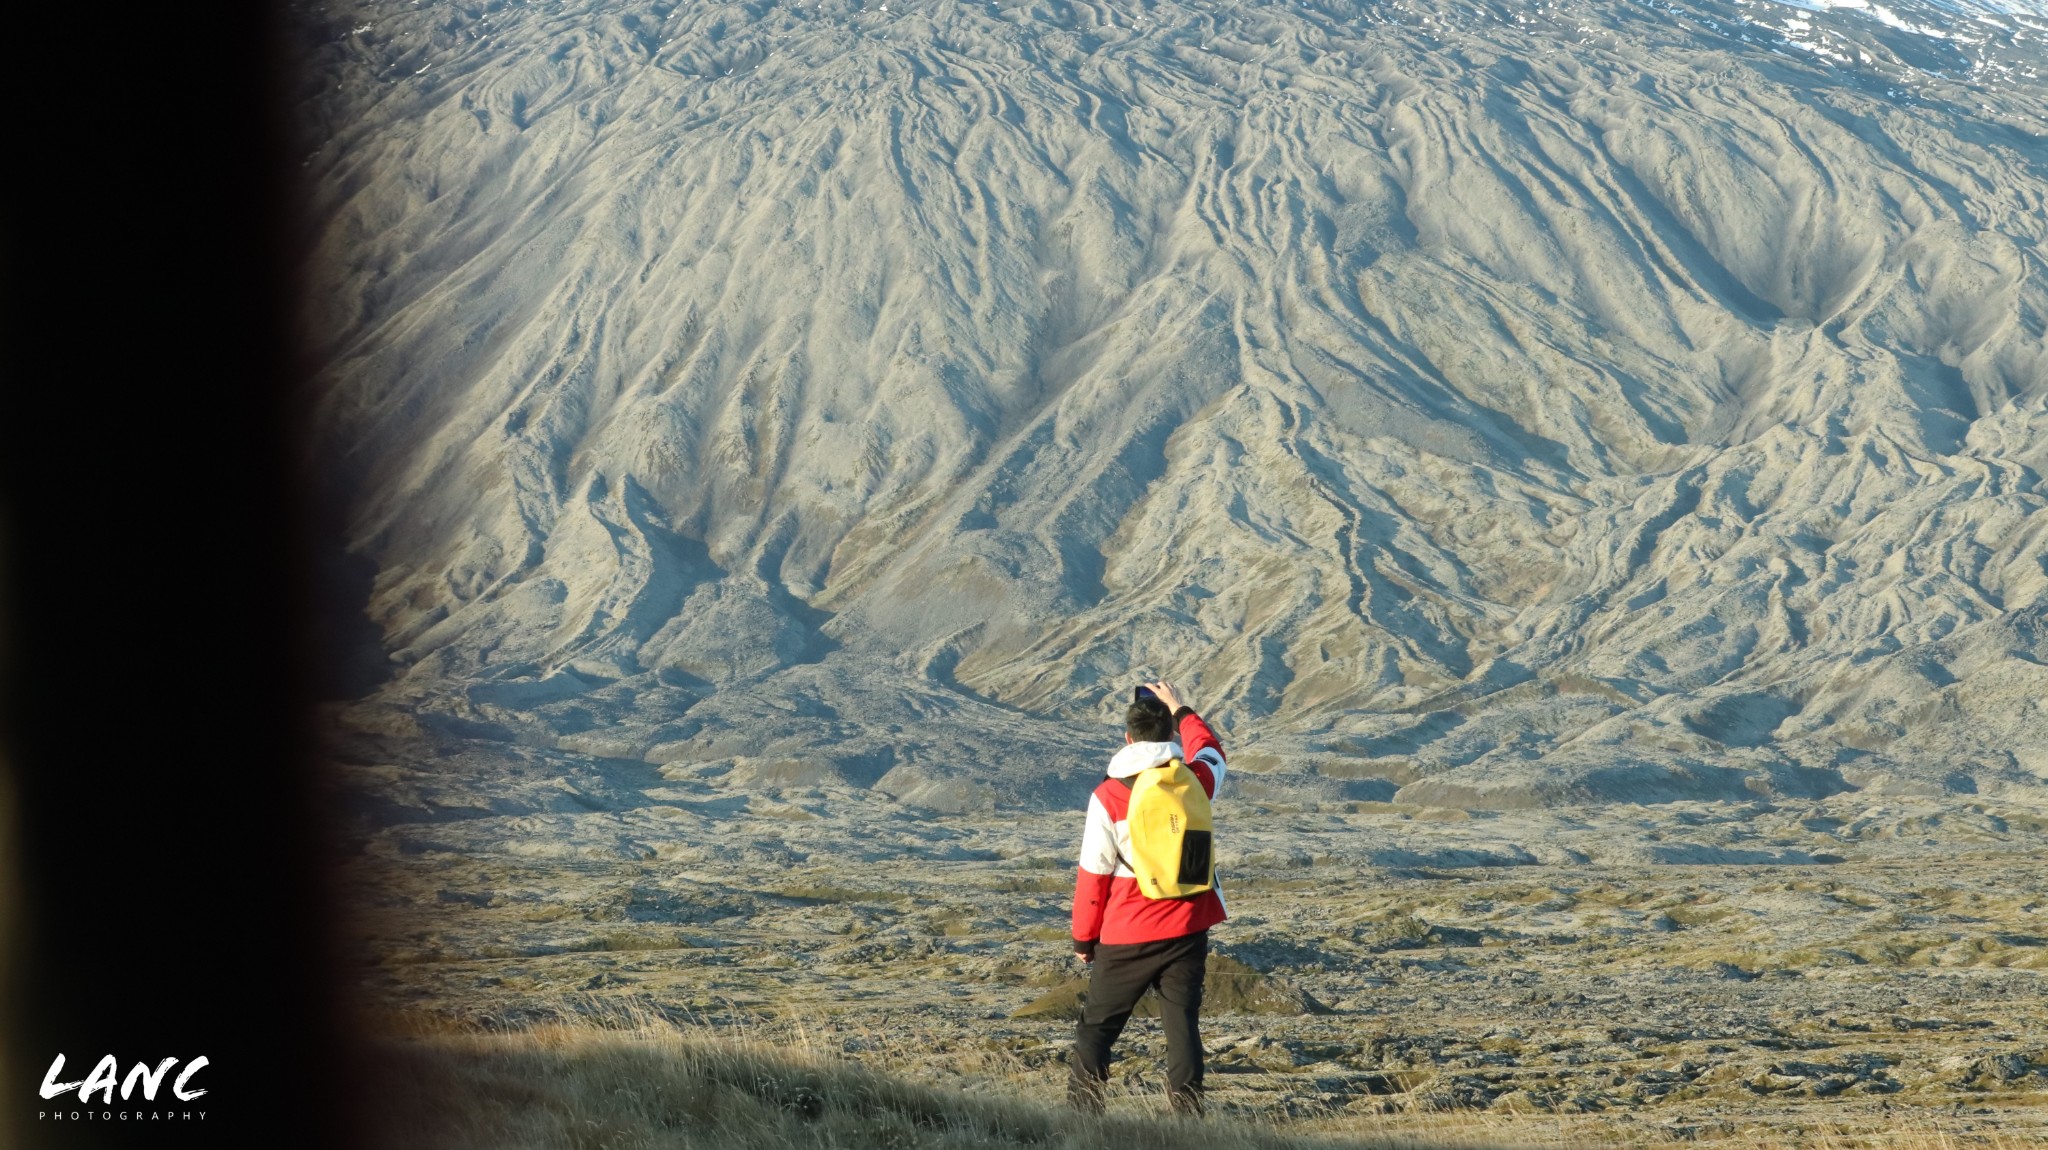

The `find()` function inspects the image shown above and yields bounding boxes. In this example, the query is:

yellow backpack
[1123,759,1215,899]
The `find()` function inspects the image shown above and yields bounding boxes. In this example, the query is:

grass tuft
[363,1018,1458,1149]
[356,1013,2044,1149]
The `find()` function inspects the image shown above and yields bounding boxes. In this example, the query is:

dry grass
[357,1010,2039,1150]
[363,1018,1456,1150]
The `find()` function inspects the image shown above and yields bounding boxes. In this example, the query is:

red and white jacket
[1071,708,1227,956]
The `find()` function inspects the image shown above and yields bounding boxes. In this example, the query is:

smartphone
[1133,685,1160,705]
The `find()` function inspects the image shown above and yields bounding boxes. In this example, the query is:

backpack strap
[1109,774,1133,873]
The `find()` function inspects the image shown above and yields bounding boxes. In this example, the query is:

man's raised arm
[1144,679,1225,799]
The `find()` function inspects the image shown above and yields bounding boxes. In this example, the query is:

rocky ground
[332,720,2048,1145]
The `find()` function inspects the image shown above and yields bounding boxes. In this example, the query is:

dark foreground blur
[1,3,362,1146]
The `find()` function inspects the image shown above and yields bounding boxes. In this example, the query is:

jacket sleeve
[1072,791,1116,950]
[1175,707,1226,799]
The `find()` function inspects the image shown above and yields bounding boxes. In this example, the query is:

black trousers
[1069,929,1207,1114]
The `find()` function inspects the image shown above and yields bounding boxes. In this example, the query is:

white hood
[1107,740,1182,779]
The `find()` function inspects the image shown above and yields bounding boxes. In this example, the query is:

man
[1068,678,1227,1115]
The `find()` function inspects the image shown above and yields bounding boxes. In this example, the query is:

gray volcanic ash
[294,0,2048,810]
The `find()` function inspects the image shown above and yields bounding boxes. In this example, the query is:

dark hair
[1125,696,1174,743]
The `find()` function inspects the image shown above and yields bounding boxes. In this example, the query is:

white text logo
[40,1055,209,1103]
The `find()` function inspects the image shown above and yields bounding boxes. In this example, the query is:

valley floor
[334,732,2048,1147]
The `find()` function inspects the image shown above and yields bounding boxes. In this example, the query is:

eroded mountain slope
[295,0,2048,808]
